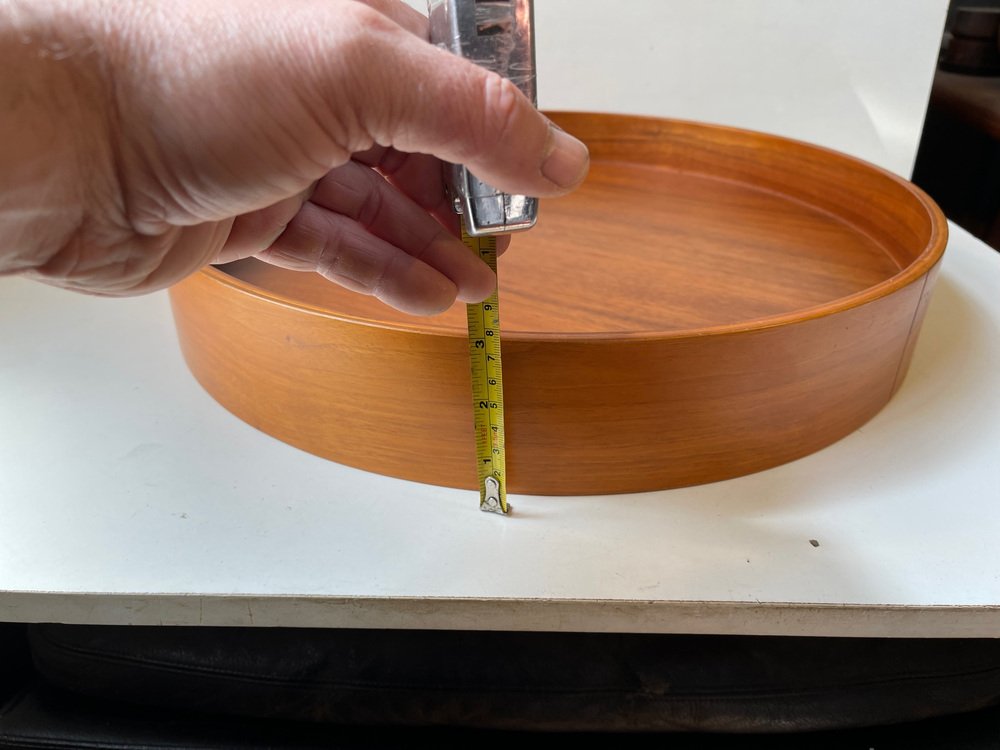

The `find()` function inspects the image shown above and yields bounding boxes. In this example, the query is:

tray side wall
[503,279,927,494]
[169,263,931,495]
[169,274,478,489]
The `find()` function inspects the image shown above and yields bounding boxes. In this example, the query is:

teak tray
[169,113,947,495]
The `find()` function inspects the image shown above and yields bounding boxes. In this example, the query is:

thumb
[322,4,590,197]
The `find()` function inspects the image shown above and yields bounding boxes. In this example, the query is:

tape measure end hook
[480,475,511,515]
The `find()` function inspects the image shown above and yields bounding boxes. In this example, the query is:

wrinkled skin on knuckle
[480,73,524,151]
[303,1,407,152]
[443,71,526,169]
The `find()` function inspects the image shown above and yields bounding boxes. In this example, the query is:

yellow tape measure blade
[462,228,510,515]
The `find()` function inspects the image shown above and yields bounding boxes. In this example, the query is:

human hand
[0,0,589,314]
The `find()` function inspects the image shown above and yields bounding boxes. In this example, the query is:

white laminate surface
[1,224,998,636]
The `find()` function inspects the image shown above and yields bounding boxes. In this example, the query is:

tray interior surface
[221,157,904,336]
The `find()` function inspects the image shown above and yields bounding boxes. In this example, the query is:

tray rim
[199,112,948,343]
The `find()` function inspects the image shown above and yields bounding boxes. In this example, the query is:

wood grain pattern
[169,113,947,495]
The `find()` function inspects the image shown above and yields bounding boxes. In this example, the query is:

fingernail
[541,126,590,189]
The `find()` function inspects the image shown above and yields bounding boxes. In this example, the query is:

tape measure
[430,0,534,514]
[461,227,510,515]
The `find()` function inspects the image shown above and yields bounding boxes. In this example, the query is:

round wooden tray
[169,113,947,495]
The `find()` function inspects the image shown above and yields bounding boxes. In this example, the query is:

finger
[214,188,314,265]
[310,161,496,302]
[353,146,458,236]
[353,146,448,216]
[260,201,459,316]
[353,146,512,256]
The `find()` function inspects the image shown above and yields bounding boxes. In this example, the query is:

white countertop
[1,222,998,637]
